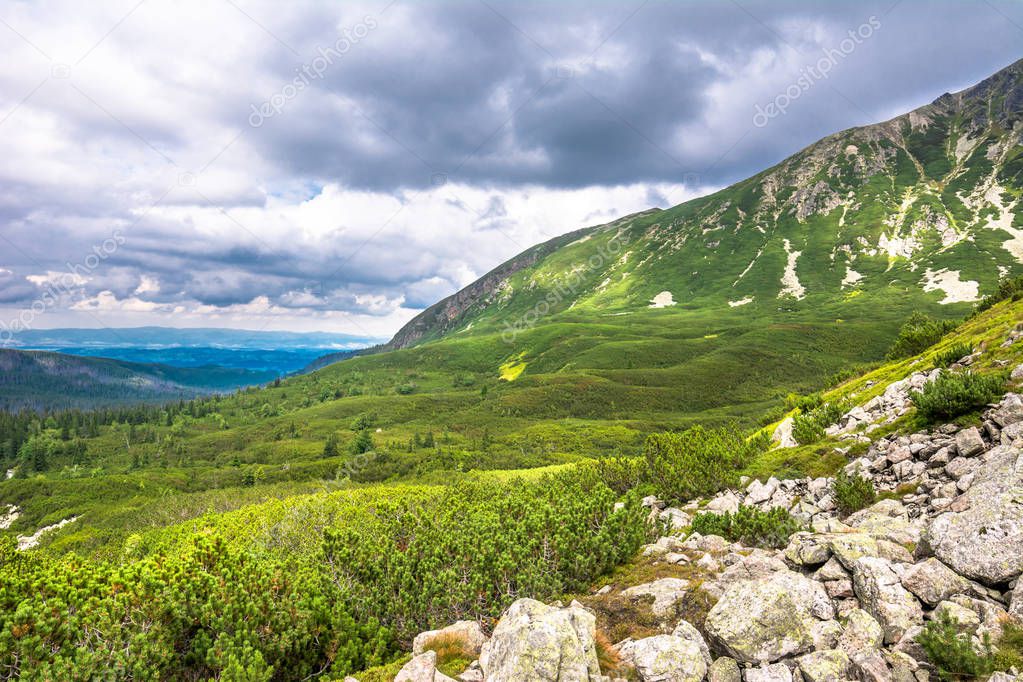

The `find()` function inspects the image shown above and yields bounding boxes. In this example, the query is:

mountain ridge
[382,57,1023,351]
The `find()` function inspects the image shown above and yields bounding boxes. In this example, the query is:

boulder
[395,651,456,682]
[797,649,851,682]
[622,578,689,618]
[954,427,986,457]
[630,635,707,682]
[836,608,884,654]
[708,656,741,682]
[717,551,787,584]
[480,599,601,682]
[851,557,923,644]
[928,445,1023,585]
[660,508,693,531]
[705,569,832,664]
[705,492,742,515]
[672,619,711,666]
[1011,579,1023,620]
[991,394,1023,427]
[848,649,890,682]
[898,558,971,607]
[413,620,488,657]
[743,663,792,682]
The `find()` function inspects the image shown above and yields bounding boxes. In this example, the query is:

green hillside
[0,348,276,411]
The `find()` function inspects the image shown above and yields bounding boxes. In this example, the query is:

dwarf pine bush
[910,371,1005,422]
[691,505,803,549]
[832,469,876,516]
[642,426,769,504]
[886,312,957,360]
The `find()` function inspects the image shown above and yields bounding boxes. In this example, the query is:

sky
[0,0,1021,340]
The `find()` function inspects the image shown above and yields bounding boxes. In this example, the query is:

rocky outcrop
[400,387,1023,682]
[413,621,489,657]
[479,599,601,682]
[705,569,834,663]
[928,445,1023,585]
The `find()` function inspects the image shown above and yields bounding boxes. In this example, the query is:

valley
[1,52,1023,682]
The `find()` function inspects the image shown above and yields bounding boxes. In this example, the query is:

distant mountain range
[0,327,385,410]
[0,349,278,412]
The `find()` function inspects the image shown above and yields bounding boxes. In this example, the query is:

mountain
[0,349,277,411]
[386,58,1023,349]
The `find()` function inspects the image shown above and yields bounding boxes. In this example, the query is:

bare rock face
[480,599,602,682]
[928,446,1023,585]
[705,569,833,664]
[851,557,923,644]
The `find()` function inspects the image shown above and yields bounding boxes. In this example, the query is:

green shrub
[690,505,803,549]
[832,469,876,516]
[792,401,845,445]
[784,392,824,412]
[918,611,995,680]
[910,371,1006,422]
[933,342,973,368]
[322,470,650,644]
[642,427,769,504]
[886,312,957,360]
[593,455,645,496]
[973,274,1023,316]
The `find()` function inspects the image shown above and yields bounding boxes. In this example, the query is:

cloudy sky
[0,0,1020,338]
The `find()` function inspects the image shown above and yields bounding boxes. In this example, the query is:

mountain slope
[0,349,275,411]
[386,58,1023,349]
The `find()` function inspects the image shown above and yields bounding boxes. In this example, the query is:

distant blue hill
[3,327,385,375]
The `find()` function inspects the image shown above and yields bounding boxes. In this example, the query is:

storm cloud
[0,0,1020,335]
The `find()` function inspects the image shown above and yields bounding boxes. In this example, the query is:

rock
[672,619,711,666]
[630,634,708,682]
[944,456,979,480]
[456,661,484,682]
[743,663,792,682]
[928,445,1023,585]
[946,595,1011,641]
[773,418,797,449]
[1011,579,1023,620]
[815,557,851,582]
[991,394,1023,427]
[851,557,924,644]
[708,656,741,682]
[1013,365,1023,381]
[891,626,927,666]
[932,599,982,633]
[810,620,843,651]
[660,508,693,531]
[837,608,884,654]
[886,650,920,681]
[395,651,456,682]
[954,427,986,457]
[988,672,1021,682]
[898,558,971,607]
[747,479,778,505]
[705,569,832,663]
[717,552,788,584]
[413,620,488,657]
[785,532,832,566]
[797,649,851,682]
[848,649,890,682]
[480,598,601,681]
[706,492,742,515]
[824,580,854,599]
[622,578,689,618]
